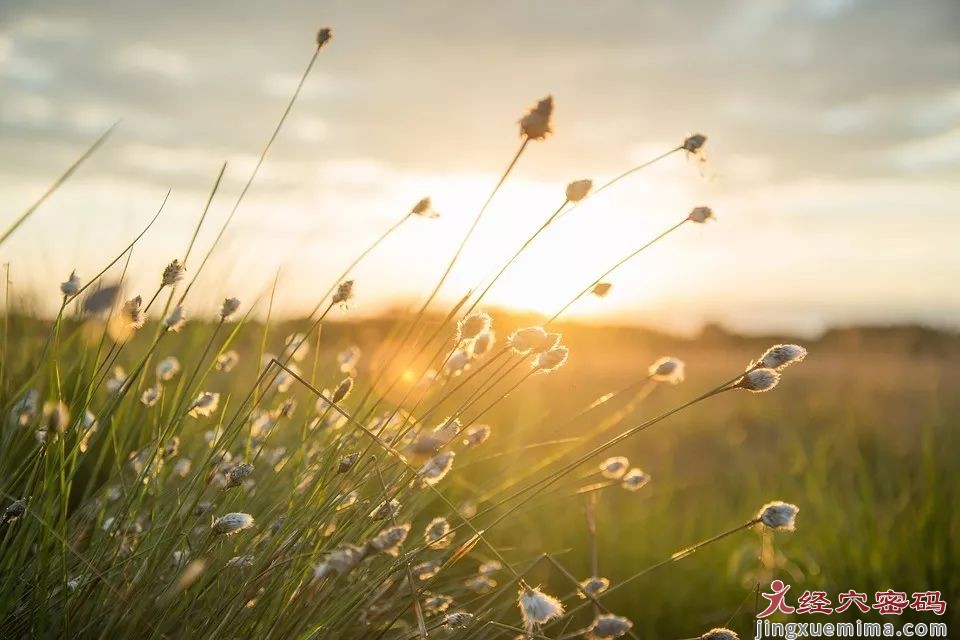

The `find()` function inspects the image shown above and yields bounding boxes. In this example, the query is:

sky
[1,0,958,335]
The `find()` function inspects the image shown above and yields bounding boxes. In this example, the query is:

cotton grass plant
[0,26,811,640]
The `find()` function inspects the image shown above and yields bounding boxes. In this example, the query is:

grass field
[1,307,956,638]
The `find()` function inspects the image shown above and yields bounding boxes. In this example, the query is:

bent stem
[548,217,689,324]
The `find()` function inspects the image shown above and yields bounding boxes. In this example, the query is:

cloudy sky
[1,0,958,334]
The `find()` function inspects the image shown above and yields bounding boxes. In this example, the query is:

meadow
[1,26,958,640]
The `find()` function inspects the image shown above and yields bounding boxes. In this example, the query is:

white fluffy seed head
[701,629,740,640]
[122,296,146,329]
[565,179,593,203]
[518,585,564,629]
[60,270,81,296]
[463,424,491,447]
[648,356,685,384]
[332,280,354,307]
[424,517,453,549]
[156,356,181,381]
[758,344,808,370]
[621,468,650,492]
[687,206,715,223]
[141,387,161,407]
[227,463,254,487]
[519,95,554,140]
[219,297,241,320]
[579,576,610,598]
[508,326,559,354]
[458,311,492,341]
[313,544,366,581]
[215,350,239,372]
[162,259,186,287]
[443,611,475,629]
[758,501,799,532]
[163,304,186,332]
[369,524,410,556]
[736,368,780,393]
[188,392,220,417]
[211,512,254,536]
[418,451,455,486]
[533,346,569,373]
[587,613,634,639]
[599,456,629,479]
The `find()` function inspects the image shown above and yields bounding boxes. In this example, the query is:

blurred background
[2,0,959,334]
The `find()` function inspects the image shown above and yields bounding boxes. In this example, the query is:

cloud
[115,43,195,82]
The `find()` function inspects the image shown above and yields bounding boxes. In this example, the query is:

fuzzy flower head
[518,585,564,630]
[463,424,491,447]
[313,544,366,581]
[648,356,685,384]
[331,376,354,404]
[736,368,780,393]
[579,576,610,599]
[445,348,472,376]
[565,179,593,203]
[141,386,161,407]
[587,614,634,639]
[418,451,455,486]
[424,517,453,549]
[161,259,186,287]
[369,524,410,556]
[316,27,333,48]
[683,133,707,154]
[701,629,740,640]
[332,280,354,308]
[156,356,181,382]
[621,468,650,492]
[687,206,715,223]
[598,456,629,480]
[121,296,146,329]
[757,344,807,370]
[443,612,474,630]
[407,417,460,454]
[216,350,239,373]
[226,462,254,488]
[473,330,496,357]
[211,512,254,536]
[519,95,554,140]
[508,326,560,355]
[3,499,26,524]
[458,311,492,342]
[757,501,799,532]
[188,392,220,417]
[60,270,81,297]
[163,304,186,332]
[219,297,241,320]
[533,345,569,373]
[43,401,70,434]
[369,498,402,520]
[410,196,439,219]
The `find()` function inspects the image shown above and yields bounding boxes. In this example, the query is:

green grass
[1,312,956,638]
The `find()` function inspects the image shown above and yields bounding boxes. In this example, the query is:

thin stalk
[0,122,119,247]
